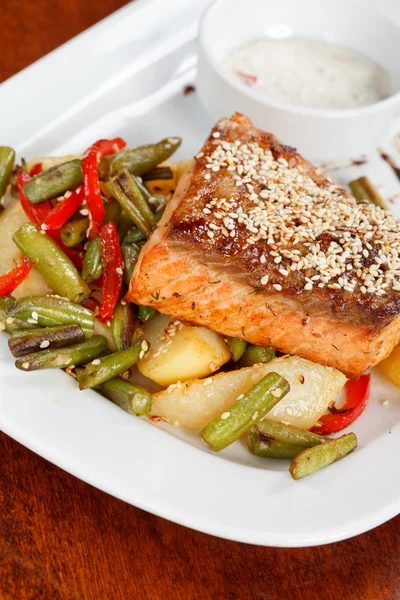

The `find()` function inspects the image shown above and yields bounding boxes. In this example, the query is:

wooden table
[1,1,400,598]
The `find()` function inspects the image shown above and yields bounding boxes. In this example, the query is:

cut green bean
[349,176,389,210]
[226,337,247,362]
[60,218,88,247]
[289,433,358,480]
[8,324,85,357]
[111,303,138,352]
[82,236,103,283]
[256,420,327,448]
[0,296,34,333]
[0,146,15,198]
[100,377,152,416]
[15,335,106,371]
[239,344,275,368]
[247,430,304,459]
[122,227,145,246]
[23,159,82,204]
[122,244,140,286]
[138,305,157,323]
[106,178,152,237]
[99,137,182,179]
[103,199,122,226]
[79,341,147,389]
[7,296,95,337]
[116,210,134,241]
[142,166,173,181]
[13,223,90,302]
[117,170,157,225]
[200,372,290,452]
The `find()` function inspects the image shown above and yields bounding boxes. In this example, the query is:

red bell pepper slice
[311,374,371,435]
[41,185,85,231]
[82,137,126,238]
[97,221,123,323]
[17,170,52,225]
[0,257,32,296]
[29,163,42,177]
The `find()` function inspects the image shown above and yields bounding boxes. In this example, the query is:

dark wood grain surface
[1,1,400,599]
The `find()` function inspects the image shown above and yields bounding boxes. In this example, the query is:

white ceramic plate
[1,0,400,547]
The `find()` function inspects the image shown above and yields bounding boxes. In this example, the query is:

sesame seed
[252,411,259,420]
[116,267,123,275]
[271,388,283,397]
[261,275,269,285]
[6,317,14,324]
[221,412,230,420]
[212,131,221,138]
[273,284,282,291]
[21,362,30,370]
[141,340,149,351]
[40,340,50,349]
[91,359,101,365]
[31,312,38,320]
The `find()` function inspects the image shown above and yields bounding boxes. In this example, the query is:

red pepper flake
[82,138,126,238]
[97,221,123,323]
[41,185,85,231]
[235,70,258,86]
[0,257,32,296]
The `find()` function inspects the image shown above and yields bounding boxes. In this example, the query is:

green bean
[13,223,90,302]
[15,335,106,371]
[111,303,138,351]
[289,433,358,480]
[100,377,152,416]
[138,305,157,323]
[239,344,275,368]
[116,210,134,241]
[79,341,147,389]
[349,176,389,210]
[117,170,157,226]
[122,244,140,286]
[226,337,247,362]
[103,199,122,226]
[60,218,88,247]
[0,296,34,333]
[142,166,173,181]
[7,296,95,337]
[106,178,152,237]
[23,159,82,204]
[8,324,84,357]
[99,137,182,179]
[256,420,327,448]
[200,372,290,452]
[247,430,304,459]
[122,227,145,246]
[0,146,15,198]
[82,236,103,283]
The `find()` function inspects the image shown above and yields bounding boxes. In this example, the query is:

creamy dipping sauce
[225,38,393,109]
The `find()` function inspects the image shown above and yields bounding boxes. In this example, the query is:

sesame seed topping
[91,359,101,365]
[221,412,230,420]
[40,340,50,349]
[116,267,123,275]
[197,132,400,298]
[6,317,14,324]
[21,362,30,370]
[271,388,283,397]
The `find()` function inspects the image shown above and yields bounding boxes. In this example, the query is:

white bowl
[197,0,400,160]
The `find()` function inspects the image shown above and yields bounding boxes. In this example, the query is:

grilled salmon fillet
[128,113,400,378]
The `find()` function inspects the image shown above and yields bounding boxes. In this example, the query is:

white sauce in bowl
[225,38,393,109]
